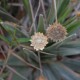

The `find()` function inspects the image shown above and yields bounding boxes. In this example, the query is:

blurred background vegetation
[0,0,80,80]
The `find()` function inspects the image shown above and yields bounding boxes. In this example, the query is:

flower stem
[38,51,43,75]
[53,0,58,23]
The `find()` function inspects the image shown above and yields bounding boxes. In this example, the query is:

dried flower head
[36,75,47,80]
[30,32,48,51]
[46,22,67,42]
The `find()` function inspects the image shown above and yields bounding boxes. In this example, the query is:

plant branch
[53,0,58,22]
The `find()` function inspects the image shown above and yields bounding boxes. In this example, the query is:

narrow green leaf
[43,65,57,80]
[0,10,19,23]
[66,20,80,33]
[63,16,76,26]
[0,22,27,37]
[0,34,9,44]
[22,0,32,22]
[16,38,30,43]
[37,14,45,33]
[57,0,70,18]
[58,47,80,56]
[62,58,80,73]
[50,62,80,80]
[23,48,39,63]
[58,7,72,23]
[47,0,54,24]
[44,34,76,54]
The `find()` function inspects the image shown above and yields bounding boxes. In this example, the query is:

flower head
[46,22,67,42]
[30,32,48,51]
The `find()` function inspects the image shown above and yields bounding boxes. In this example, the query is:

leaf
[59,40,80,56]
[66,20,80,34]
[0,22,26,37]
[15,38,30,43]
[0,34,9,44]
[49,62,80,80]
[37,14,45,33]
[23,48,39,63]
[58,47,80,56]
[11,67,32,80]
[44,34,76,54]
[57,0,70,18]
[0,77,4,80]
[11,52,40,70]
[0,9,19,23]
[44,34,80,56]
[43,65,57,80]
[7,65,29,80]
[58,6,72,23]
[62,58,80,73]
[7,55,26,66]
[0,6,7,12]
[0,22,30,45]
[63,16,76,26]
[22,0,32,22]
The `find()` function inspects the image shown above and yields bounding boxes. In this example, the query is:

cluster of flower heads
[30,22,67,51]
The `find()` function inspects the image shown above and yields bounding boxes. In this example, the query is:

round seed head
[46,22,67,42]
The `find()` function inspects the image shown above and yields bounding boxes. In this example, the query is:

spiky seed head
[46,22,67,42]
[30,32,48,51]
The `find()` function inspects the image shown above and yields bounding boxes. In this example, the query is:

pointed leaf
[37,14,45,33]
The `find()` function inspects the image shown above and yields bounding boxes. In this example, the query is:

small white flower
[30,32,48,51]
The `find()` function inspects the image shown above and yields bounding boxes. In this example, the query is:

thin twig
[53,0,58,22]
[29,0,36,32]
[0,48,11,75]
[7,72,13,80]
[11,51,40,70]
[40,0,46,19]
[29,1,40,34]
[19,44,34,51]
[6,65,28,80]
[41,51,56,56]
[0,46,6,59]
